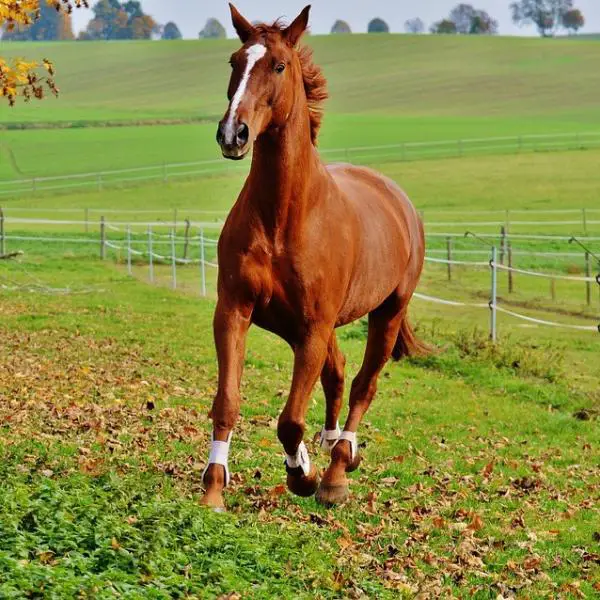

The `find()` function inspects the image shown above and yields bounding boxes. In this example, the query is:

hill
[1,35,600,179]
[2,35,600,125]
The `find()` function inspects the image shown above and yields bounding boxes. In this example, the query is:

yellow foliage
[0,0,87,104]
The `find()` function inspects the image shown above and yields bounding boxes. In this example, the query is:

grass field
[1,254,599,598]
[1,33,599,598]
[2,35,600,179]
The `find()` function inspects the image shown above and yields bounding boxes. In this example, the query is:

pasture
[1,32,599,598]
[2,34,600,179]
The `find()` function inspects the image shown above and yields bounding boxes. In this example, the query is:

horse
[201,4,428,511]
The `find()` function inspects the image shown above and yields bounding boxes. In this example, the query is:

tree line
[1,0,588,42]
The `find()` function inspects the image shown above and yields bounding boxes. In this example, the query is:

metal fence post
[446,236,452,282]
[100,216,106,260]
[148,225,154,283]
[127,225,132,276]
[200,228,207,297]
[171,229,177,290]
[0,208,5,256]
[490,246,498,342]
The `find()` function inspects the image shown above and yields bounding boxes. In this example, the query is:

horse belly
[336,239,405,326]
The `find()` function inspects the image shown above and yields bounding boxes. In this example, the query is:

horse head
[216,4,311,160]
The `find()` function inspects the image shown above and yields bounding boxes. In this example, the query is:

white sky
[71,1,600,38]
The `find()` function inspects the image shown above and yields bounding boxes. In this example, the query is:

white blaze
[225,43,267,144]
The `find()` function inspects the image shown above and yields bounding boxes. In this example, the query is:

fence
[417,250,600,337]
[2,222,599,337]
[2,130,600,199]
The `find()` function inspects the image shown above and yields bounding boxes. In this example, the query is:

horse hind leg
[318,332,346,453]
[316,296,404,506]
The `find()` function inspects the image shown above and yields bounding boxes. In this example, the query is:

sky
[71,1,600,38]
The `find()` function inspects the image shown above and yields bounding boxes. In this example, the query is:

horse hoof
[316,482,349,506]
[346,452,362,473]
[200,489,226,512]
[287,464,320,497]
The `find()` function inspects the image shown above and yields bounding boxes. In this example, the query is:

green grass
[2,35,600,178]
[0,256,598,598]
[1,33,599,598]
[2,150,600,229]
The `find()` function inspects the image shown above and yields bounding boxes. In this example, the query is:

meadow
[1,33,599,598]
[2,34,600,179]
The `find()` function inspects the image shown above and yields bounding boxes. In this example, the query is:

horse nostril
[236,122,249,146]
[216,123,225,145]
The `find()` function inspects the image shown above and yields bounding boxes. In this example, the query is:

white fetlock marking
[285,441,311,477]
[333,431,357,461]
[202,432,232,488]
[320,422,341,454]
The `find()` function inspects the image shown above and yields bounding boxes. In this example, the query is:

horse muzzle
[217,120,250,160]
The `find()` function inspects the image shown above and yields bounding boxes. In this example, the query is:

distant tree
[162,21,182,40]
[199,18,226,39]
[561,8,585,33]
[367,18,389,33]
[404,18,425,34]
[81,0,158,40]
[431,5,498,35]
[470,10,498,34]
[449,3,477,33]
[60,13,76,40]
[430,19,458,34]
[331,19,351,34]
[2,2,69,41]
[510,0,573,37]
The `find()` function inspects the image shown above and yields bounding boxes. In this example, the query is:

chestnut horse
[201,4,428,510]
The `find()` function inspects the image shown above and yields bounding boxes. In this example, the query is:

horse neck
[246,107,320,243]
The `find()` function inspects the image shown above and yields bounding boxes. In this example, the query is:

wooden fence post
[446,236,452,282]
[100,216,106,260]
[499,226,506,264]
[183,219,191,260]
[550,278,556,302]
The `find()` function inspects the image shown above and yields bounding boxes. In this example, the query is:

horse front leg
[319,332,346,453]
[201,298,252,511]
[278,327,331,497]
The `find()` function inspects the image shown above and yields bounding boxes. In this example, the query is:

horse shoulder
[217,221,273,305]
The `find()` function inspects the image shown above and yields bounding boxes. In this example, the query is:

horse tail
[391,316,431,360]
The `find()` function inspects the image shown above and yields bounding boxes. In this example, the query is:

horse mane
[254,21,329,145]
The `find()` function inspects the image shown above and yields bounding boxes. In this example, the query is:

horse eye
[275,63,286,74]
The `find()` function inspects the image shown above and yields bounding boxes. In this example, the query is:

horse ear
[283,5,311,46]
[229,3,255,43]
